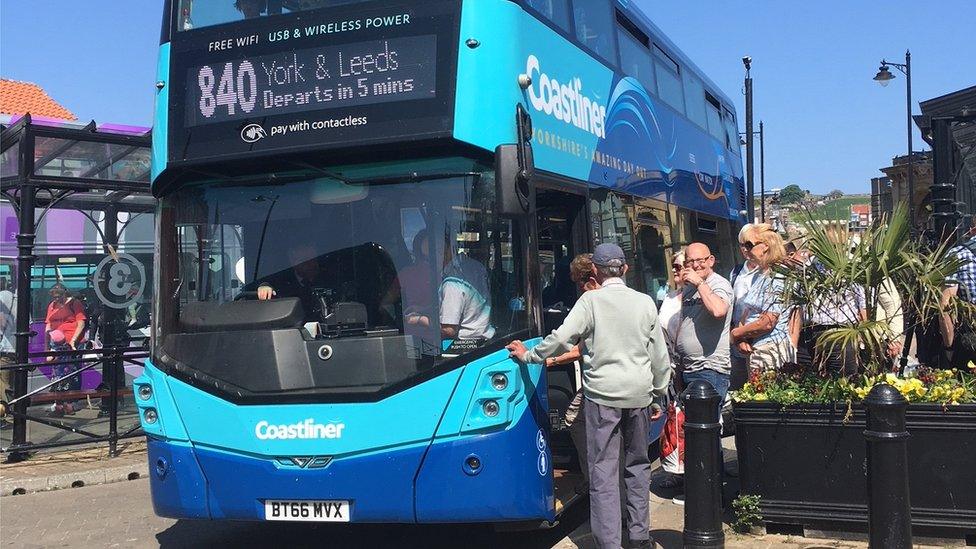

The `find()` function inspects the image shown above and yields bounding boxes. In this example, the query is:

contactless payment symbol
[94,253,146,309]
[241,123,267,143]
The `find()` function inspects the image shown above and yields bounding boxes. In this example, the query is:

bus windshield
[154,161,527,397]
[177,0,379,31]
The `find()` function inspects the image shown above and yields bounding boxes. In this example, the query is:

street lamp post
[740,123,766,222]
[744,56,755,223]
[874,50,914,228]
[759,121,765,222]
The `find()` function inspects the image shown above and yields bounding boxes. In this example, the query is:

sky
[2,1,974,195]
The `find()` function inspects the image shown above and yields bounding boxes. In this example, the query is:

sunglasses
[741,241,763,251]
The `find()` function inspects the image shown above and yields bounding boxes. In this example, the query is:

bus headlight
[138,385,153,401]
[144,408,159,424]
[490,373,508,391]
[483,400,500,417]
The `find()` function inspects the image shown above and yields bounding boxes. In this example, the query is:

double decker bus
[140,0,745,524]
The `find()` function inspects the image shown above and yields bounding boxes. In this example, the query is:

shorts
[749,338,795,372]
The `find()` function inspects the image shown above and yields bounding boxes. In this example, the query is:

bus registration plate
[264,500,350,522]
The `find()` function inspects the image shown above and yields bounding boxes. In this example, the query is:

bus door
[534,185,588,512]
[632,202,674,306]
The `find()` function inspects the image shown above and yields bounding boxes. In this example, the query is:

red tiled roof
[0,78,76,120]
[851,204,871,215]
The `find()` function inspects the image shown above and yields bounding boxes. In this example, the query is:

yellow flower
[935,370,954,382]
[968,360,976,372]
[754,393,768,401]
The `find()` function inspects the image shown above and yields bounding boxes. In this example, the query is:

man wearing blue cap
[508,243,671,549]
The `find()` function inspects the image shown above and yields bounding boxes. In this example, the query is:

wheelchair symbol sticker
[536,429,546,452]
[94,253,146,309]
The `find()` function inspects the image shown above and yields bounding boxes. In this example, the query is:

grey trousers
[584,397,652,549]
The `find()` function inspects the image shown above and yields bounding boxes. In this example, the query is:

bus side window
[571,0,618,63]
[525,0,572,32]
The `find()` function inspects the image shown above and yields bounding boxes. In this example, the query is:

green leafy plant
[779,205,967,376]
[732,205,976,406]
[732,494,763,533]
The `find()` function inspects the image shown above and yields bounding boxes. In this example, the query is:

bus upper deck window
[526,0,572,32]
[572,0,618,63]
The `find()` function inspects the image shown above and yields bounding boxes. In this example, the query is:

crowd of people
[504,213,974,548]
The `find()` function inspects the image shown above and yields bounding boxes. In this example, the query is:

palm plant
[779,205,966,376]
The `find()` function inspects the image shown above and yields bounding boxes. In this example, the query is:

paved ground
[2,475,878,549]
[1,438,890,548]
[1,440,147,496]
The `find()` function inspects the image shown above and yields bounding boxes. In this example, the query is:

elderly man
[508,243,670,549]
[677,243,734,399]
[674,242,734,500]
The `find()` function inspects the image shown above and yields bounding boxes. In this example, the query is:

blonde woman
[658,249,685,359]
[730,224,794,372]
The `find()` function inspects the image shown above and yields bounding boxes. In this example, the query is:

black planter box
[733,402,976,539]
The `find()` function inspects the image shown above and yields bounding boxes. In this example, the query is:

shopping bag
[660,401,685,475]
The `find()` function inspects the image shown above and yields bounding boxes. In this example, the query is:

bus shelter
[1,114,154,460]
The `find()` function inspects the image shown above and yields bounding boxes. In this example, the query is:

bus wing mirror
[494,104,536,216]
[495,144,535,215]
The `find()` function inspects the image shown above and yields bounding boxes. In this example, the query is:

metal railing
[1,345,149,460]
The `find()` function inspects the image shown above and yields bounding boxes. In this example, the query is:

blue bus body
[141,0,741,524]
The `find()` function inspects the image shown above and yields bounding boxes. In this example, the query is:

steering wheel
[234,290,260,301]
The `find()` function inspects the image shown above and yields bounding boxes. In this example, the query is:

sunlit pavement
[1,438,898,549]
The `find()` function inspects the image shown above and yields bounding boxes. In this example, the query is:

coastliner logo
[241,123,267,143]
[255,419,346,440]
[525,54,607,139]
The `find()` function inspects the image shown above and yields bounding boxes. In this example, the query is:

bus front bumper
[147,437,424,522]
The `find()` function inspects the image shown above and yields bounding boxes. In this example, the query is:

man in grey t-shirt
[677,243,733,411]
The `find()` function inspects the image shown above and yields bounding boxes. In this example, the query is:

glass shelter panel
[1,143,18,178]
[32,138,151,183]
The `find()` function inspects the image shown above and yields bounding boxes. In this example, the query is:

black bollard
[682,380,724,548]
[863,383,912,549]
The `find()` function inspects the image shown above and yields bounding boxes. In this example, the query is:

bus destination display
[185,35,437,127]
